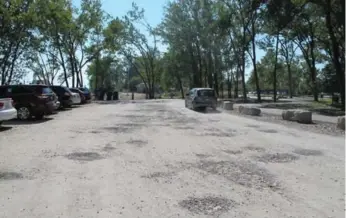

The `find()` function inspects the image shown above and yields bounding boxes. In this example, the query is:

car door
[9,86,34,107]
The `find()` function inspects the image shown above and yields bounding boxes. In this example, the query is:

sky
[25,0,264,87]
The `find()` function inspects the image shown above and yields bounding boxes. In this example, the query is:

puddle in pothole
[255,153,299,163]
[66,152,104,161]
[293,148,324,156]
[243,146,266,152]
[0,172,23,180]
[178,196,235,216]
[194,160,279,190]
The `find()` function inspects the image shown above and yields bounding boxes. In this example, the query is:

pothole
[195,153,211,158]
[194,160,279,190]
[126,139,148,147]
[103,144,116,151]
[174,126,194,130]
[0,172,23,180]
[243,146,265,152]
[178,196,235,216]
[204,132,235,137]
[247,124,260,128]
[293,148,324,156]
[90,130,101,134]
[258,129,278,133]
[66,152,104,161]
[255,153,299,163]
[223,150,243,155]
[141,171,175,179]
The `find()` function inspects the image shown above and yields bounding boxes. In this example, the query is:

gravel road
[0,99,344,218]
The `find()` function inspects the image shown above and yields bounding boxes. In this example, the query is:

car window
[35,86,53,94]
[197,89,215,97]
[10,86,33,94]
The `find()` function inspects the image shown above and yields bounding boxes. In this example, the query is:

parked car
[69,88,86,104]
[0,98,17,125]
[0,85,56,120]
[185,88,217,111]
[77,87,91,101]
[50,86,73,108]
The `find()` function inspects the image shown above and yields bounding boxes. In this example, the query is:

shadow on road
[0,126,13,132]
[195,108,222,114]
[3,117,53,125]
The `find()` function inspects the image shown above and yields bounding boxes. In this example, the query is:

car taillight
[0,102,4,109]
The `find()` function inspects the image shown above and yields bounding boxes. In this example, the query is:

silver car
[185,88,217,110]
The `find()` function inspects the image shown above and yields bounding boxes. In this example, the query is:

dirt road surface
[0,100,344,218]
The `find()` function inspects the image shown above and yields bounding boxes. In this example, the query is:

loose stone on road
[0,99,344,218]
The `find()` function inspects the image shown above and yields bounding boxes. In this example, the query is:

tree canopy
[0,0,344,107]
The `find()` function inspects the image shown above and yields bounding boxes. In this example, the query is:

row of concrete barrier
[217,100,345,130]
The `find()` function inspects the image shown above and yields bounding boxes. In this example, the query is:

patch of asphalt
[178,196,235,216]
[65,152,104,162]
[293,148,324,156]
[193,160,280,191]
[254,153,299,163]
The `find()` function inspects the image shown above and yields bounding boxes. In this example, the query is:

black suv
[0,85,56,120]
[50,86,73,108]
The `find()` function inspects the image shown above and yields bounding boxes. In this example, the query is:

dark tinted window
[63,87,73,94]
[10,86,33,94]
[0,87,7,97]
[197,89,215,97]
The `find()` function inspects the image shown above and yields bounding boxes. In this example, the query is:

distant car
[69,88,86,104]
[0,85,56,120]
[0,98,17,125]
[70,92,81,105]
[185,88,217,111]
[50,86,74,108]
[77,87,91,101]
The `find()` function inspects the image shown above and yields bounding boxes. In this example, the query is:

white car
[71,93,81,105]
[0,98,17,125]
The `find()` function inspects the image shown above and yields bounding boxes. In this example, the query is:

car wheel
[17,106,31,120]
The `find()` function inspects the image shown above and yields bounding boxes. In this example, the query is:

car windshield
[197,89,214,97]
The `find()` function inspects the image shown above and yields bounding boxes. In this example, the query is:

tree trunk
[273,33,280,102]
[287,63,293,98]
[325,0,345,108]
[241,27,247,102]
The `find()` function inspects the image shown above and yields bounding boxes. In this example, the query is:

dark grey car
[185,88,217,110]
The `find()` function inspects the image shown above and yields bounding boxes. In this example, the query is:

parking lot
[0,99,344,218]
